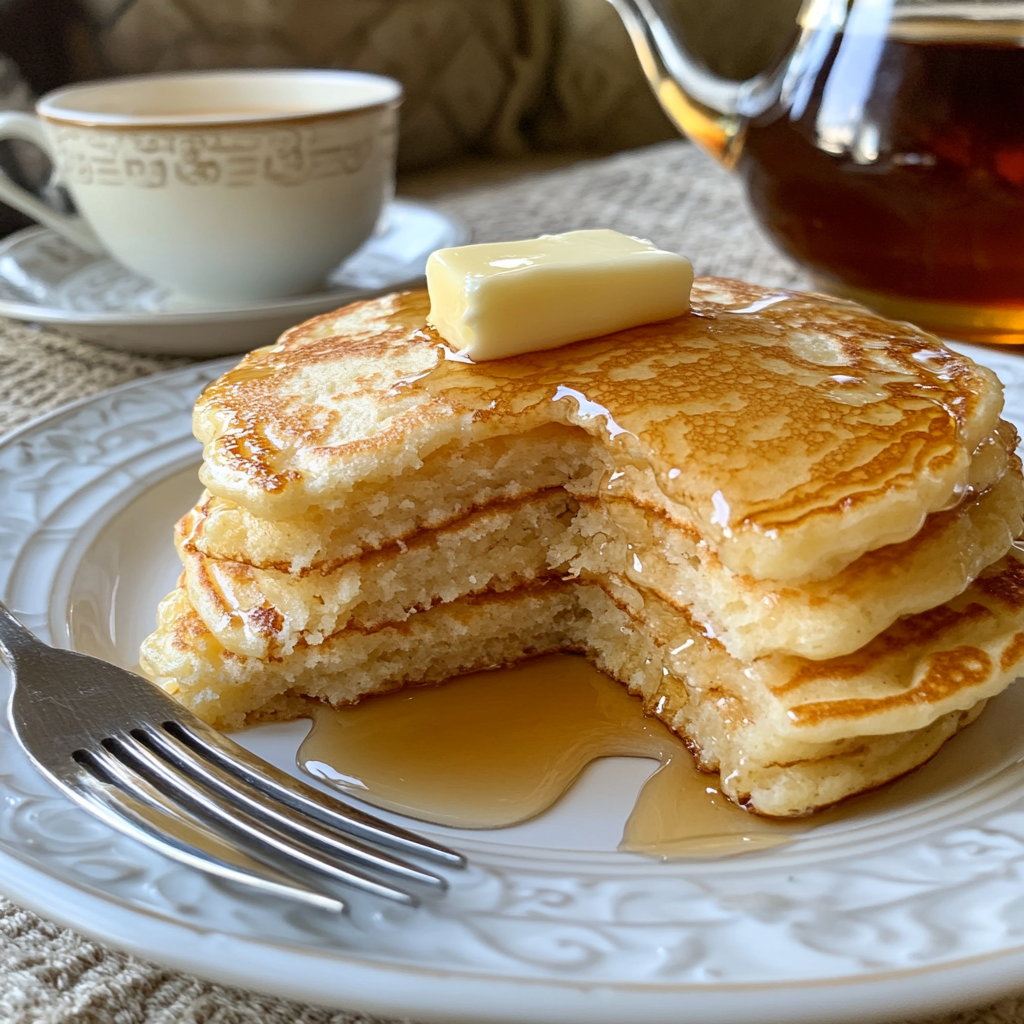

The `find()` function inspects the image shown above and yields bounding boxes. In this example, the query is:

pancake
[192,279,1007,583]
[142,276,1024,819]
[140,550,1024,818]
[175,457,1023,663]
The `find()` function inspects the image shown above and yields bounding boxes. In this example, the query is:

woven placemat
[1,141,1022,1023]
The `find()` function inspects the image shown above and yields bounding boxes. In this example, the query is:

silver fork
[0,601,465,914]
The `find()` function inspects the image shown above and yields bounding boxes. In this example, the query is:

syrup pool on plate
[298,653,812,857]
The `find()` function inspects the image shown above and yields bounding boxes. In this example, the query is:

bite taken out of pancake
[142,277,1024,819]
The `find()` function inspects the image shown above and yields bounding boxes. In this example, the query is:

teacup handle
[0,111,105,254]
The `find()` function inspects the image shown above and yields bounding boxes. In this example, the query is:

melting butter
[425,229,694,361]
[298,654,809,858]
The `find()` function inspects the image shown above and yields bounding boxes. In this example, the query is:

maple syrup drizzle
[297,654,812,858]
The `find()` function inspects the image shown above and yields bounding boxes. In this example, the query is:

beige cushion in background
[530,0,677,152]
[68,0,556,168]
[64,0,805,168]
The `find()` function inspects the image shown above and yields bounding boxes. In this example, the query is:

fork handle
[0,600,42,664]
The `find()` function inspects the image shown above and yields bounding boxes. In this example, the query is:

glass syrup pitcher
[609,0,1024,344]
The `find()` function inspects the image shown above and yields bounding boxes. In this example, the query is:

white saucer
[0,199,467,356]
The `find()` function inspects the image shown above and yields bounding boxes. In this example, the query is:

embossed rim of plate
[3,351,1024,1022]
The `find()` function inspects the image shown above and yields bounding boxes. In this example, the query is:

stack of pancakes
[141,278,1024,818]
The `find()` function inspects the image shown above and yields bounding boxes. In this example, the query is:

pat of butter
[425,229,694,361]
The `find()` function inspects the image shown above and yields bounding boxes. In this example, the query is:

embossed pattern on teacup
[50,120,389,189]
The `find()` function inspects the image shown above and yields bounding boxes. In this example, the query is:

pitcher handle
[606,0,806,169]
[0,111,105,254]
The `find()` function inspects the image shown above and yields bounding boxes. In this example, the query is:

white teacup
[0,69,402,303]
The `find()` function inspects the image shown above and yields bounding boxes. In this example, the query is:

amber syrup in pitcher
[741,19,1024,343]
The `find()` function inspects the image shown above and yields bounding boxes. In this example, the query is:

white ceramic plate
[0,198,466,356]
[4,347,1024,1024]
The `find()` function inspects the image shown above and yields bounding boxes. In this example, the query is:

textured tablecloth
[1,141,1023,1023]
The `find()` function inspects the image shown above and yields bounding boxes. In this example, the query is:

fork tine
[133,724,446,892]
[105,732,418,905]
[162,718,466,868]
[73,747,346,913]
